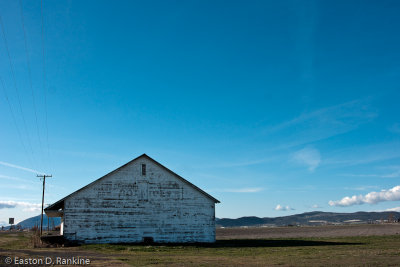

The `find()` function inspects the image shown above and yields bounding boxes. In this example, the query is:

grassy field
[1,226,400,266]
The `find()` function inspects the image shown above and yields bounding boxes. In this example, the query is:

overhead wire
[0,13,38,169]
[0,76,34,168]
[19,0,46,171]
[40,0,52,172]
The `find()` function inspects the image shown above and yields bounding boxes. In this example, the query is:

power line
[0,76,34,168]
[19,0,45,170]
[40,0,52,172]
[0,13,38,168]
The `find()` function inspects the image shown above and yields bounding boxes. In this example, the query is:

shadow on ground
[100,239,364,248]
[211,239,364,248]
[40,236,364,248]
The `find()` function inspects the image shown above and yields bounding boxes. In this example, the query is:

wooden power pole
[37,174,52,236]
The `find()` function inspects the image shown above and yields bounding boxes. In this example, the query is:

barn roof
[45,154,220,212]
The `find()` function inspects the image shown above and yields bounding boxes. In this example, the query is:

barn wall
[63,157,215,243]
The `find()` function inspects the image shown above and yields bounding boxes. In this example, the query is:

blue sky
[1,0,400,225]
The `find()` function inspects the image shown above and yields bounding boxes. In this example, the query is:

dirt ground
[2,224,400,266]
[0,248,130,267]
[217,223,400,239]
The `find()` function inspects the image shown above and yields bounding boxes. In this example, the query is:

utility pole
[37,174,52,236]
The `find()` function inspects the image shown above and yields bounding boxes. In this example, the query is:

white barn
[45,154,220,243]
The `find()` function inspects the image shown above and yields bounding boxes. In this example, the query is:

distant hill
[8,211,400,230]
[216,211,400,227]
[4,214,61,230]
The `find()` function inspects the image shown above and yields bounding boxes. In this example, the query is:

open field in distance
[217,223,400,239]
[1,224,400,266]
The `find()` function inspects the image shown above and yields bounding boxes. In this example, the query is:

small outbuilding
[45,154,220,243]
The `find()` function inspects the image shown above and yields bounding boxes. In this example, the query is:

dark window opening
[141,164,146,176]
[143,236,153,244]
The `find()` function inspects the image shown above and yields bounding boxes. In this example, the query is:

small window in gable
[141,164,146,176]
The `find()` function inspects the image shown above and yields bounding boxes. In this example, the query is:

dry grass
[30,229,43,248]
[0,231,31,250]
[1,225,400,266]
[217,223,400,239]
[81,236,400,266]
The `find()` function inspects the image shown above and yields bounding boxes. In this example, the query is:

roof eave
[46,154,220,208]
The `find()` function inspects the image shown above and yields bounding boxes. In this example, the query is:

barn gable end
[45,154,219,243]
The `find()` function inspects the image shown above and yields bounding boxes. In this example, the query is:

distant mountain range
[4,211,399,230]
[216,211,400,227]
[3,214,61,230]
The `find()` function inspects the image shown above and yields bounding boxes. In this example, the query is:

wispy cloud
[344,185,379,191]
[267,99,376,133]
[0,202,15,209]
[275,204,294,211]
[0,201,41,212]
[329,185,400,207]
[311,204,322,209]
[264,99,377,149]
[203,157,275,169]
[385,207,400,212]
[343,168,400,179]
[381,171,400,178]
[1,184,37,191]
[225,187,264,193]
[0,161,45,175]
[388,123,400,134]
[54,149,118,160]
[209,187,264,193]
[0,174,36,183]
[325,143,400,167]
[292,147,321,171]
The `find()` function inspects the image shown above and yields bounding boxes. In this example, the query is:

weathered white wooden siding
[63,157,215,243]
